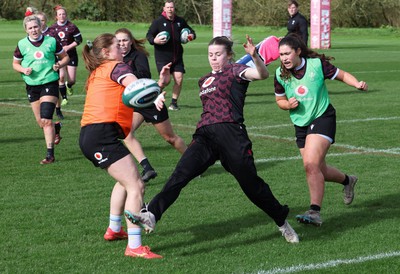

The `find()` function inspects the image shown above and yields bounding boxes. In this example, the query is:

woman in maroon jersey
[51,5,82,112]
[36,11,63,144]
[130,35,300,244]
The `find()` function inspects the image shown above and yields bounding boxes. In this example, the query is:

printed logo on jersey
[295,85,309,97]
[202,77,215,88]
[94,152,103,161]
[34,51,44,60]
[199,77,216,96]
[94,152,108,164]
[58,31,66,39]
[309,71,316,82]
[177,22,181,27]
[163,23,167,27]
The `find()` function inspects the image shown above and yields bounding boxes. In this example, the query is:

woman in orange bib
[80,33,170,259]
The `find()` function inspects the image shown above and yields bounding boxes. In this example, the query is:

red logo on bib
[34,51,44,60]
[295,85,309,96]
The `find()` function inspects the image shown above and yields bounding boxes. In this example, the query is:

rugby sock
[56,107,62,115]
[171,98,178,105]
[140,158,154,172]
[47,148,54,157]
[59,85,67,100]
[66,82,73,89]
[109,214,122,232]
[342,174,350,185]
[128,227,142,249]
[310,204,321,212]
[55,122,61,135]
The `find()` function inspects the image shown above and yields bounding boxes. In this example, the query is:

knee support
[40,102,56,119]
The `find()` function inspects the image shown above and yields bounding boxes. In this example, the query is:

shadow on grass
[0,98,27,102]
[156,210,281,256]
[153,192,399,255]
[306,192,400,239]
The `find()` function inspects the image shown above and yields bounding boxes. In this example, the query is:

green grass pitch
[1,21,399,273]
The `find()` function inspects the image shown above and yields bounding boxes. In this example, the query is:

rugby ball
[156,31,170,42]
[180,28,191,44]
[122,78,160,109]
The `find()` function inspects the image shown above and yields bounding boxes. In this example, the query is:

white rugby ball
[122,78,160,109]
[180,28,191,44]
[156,31,170,42]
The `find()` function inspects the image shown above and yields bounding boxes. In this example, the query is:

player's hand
[23,67,33,76]
[154,91,166,111]
[158,62,172,89]
[155,36,168,45]
[356,81,368,91]
[288,97,299,109]
[53,62,61,71]
[243,34,256,57]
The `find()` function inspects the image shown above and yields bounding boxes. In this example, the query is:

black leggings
[148,123,289,226]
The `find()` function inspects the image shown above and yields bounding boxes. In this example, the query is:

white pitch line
[256,251,400,274]
[0,102,84,115]
[254,152,362,163]
[247,116,400,130]
[249,132,400,155]
[156,122,400,156]
[2,102,399,155]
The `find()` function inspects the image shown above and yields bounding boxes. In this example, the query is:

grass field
[1,20,400,273]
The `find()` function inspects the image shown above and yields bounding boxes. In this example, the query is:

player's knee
[174,78,183,86]
[303,162,320,175]
[40,101,56,120]
[41,118,53,127]
[163,134,176,146]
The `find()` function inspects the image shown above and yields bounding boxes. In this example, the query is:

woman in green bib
[13,15,69,164]
[274,33,368,226]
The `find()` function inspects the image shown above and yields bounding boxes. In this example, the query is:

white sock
[109,214,122,232]
[128,228,142,249]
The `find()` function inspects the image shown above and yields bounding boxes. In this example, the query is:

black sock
[342,174,349,185]
[55,122,62,134]
[67,83,73,89]
[171,98,177,105]
[47,148,54,157]
[59,85,67,99]
[140,158,153,172]
[310,204,321,212]
[56,107,62,115]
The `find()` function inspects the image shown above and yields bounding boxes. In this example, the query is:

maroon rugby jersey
[50,20,81,56]
[109,63,134,84]
[197,63,250,129]
[42,26,60,42]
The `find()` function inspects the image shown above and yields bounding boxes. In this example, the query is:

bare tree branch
[190,0,202,24]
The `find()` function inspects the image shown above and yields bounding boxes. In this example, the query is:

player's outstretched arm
[243,35,269,81]
[336,69,368,91]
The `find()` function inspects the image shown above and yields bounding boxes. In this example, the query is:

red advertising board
[310,0,331,49]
